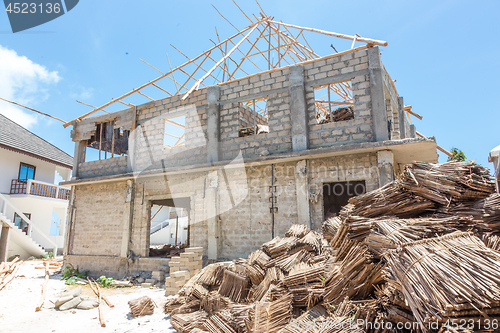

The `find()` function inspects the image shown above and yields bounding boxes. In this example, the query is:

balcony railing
[10,179,71,200]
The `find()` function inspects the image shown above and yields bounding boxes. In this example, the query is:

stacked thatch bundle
[166,161,500,333]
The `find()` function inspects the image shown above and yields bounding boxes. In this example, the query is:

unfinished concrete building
[62,10,441,277]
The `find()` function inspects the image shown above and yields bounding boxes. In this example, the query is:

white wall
[7,195,67,252]
[150,216,189,245]
[0,148,71,194]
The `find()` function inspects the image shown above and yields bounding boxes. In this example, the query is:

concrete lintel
[62,138,438,186]
[368,47,389,142]
[207,86,221,164]
[289,65,309,152]
[304,69,370,89]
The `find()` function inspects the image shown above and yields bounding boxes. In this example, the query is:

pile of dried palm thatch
[165,161,500,333]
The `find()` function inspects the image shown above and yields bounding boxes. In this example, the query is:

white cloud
[0,45,61,128]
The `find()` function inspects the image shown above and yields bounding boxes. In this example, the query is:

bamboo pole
[87,277,114,308]
[182,22,260,100]
[0,97,68,123]
[404,105,423,120]
[415,131,452,157]
[64,23,258,127]
[35,261,49,311]
[170,44,224,84]
[268,20,388,46]
[165,119,185,129]
[227,26,268,81]
[0,261,21,291]
[75,101,110,114]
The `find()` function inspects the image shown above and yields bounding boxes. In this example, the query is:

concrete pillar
[288,65,309,152]
[118,180,134,277]
[409,124,417,139]
[71,141,86,179]
[120,180,134,258]
[0,225,10,263]
[63,189,75,257]
[295,160,311,229]
[368,47,389,142]
[206,171,220,260]
[377,150,395,186]
[207,86,221,164]
[398,97,406,139]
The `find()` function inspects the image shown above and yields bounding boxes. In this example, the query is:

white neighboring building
[0,114,73,261]
[490,145,500,193]
[150,206,189,246]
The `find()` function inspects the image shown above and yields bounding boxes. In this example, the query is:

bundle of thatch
[164,161,500,333]
[218,269,250,303]
[128,296,155,317]
[322,216,342,242]
[399,161,495,204]
[244,293,293,333]
[384,232,500,324]
[323,243,385,304]
[171,310,208,333]
[483,193,500,230]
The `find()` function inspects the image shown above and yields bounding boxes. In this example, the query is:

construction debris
[35,261,50,311]
[128,296,155,317]
[164,161,500,333]
[0,257,22,291]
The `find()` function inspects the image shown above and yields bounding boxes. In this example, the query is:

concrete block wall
[239,105,268,127]
[131,90,208,172]
[71,108,136,142]
[78,156,128,178]
[382,67,402,140]
[308,153,380,229]
[71,48,394,180]
[69,182,127,256]
[306,51,373,148]
[130,171,209,258]
[219,68,293,160]
[66,151,383,274]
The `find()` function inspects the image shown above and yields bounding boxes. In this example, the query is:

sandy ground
[0,260,176,333]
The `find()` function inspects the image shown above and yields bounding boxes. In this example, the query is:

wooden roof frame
[64,1,388,128]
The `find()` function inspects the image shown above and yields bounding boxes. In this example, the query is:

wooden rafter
[65,2,388,127]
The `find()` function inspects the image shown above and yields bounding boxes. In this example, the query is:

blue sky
[0,0,498,170]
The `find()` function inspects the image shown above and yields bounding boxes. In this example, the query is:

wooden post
[98,123,102,160]
[35,261,49,311]
[268,22,271,70]
[328,85,333,123]
[111,122,115,158]
[175,216,179,246]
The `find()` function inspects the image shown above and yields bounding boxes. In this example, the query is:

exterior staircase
[0,212,45,257]
[0,193,53,259]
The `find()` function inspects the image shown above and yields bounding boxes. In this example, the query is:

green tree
[447,148,466,162]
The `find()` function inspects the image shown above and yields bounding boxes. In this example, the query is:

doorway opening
[148,197,190,258]
[323,181,366,219]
